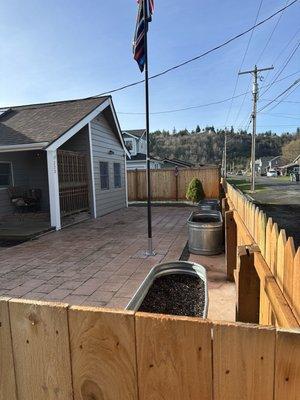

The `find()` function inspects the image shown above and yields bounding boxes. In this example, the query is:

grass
[227,178,268,193]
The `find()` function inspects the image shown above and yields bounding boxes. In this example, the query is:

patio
[0,206,235,321]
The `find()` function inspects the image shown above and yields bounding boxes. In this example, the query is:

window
[0,163,12,187]
[114,163,121,188]
[100,162,109,190]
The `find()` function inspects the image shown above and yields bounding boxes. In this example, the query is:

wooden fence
[225,182,300,328]
[127,166,220,201]
[1,297,300,400]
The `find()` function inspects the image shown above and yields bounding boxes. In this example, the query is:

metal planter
[198,198,220,211]
[126,261,208,318]
[188,210,223,255]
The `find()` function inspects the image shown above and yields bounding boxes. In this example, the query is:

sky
[0,0,299,134]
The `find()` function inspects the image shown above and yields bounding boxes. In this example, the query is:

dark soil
[0,239,25,248]
[139,274,206,317]
[192,215,219,223]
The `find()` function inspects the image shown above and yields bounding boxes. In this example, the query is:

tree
[186,178,205,203]
[196,125,201,133]
[282,138,300,162]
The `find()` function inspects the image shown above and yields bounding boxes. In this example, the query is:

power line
[83,0,299,98]
[117,70,300,115]
[261,80,300,112]
[234,24,300,127]
[224,0,264,128]
[261,40,300,96]
[258,78,300,112]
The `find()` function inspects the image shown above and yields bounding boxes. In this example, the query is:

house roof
[126,153,163,163]
[122,129,146,139]
[0,97,109,147]
[162,158,194,168]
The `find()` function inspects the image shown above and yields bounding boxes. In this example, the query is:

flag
[133,0,154,72]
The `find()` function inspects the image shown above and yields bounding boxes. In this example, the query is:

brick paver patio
[0,206,235,320]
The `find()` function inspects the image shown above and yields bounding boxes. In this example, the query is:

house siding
[91,115,126,217]
[0,151,49,217]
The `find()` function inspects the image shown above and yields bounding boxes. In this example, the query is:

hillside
[150,128,300,169]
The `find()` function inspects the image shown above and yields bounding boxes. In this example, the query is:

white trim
[122,131,143,140]
[108,98,131,158]
[0,142,49,153]
[88,122,97,219]
[46,100,111,151]
[124,156,128,207]
[46,149,61,230]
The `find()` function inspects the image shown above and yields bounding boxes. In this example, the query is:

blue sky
[0,0,299,133]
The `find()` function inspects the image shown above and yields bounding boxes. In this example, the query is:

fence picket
[283,238,296,309]
[9,299,73,400]
[0,298,17,400]
[276,230,287,291]
[213,322,275,400]
[69,306,138,400]
[275,329,300,399]
[136,313,212,400]
[292,248,300,322]
[270,223,279,276]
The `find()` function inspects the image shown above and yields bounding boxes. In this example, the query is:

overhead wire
[224,0,264,128]
[81,0,299,99]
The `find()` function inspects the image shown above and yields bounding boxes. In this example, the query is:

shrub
[186,178,205,203]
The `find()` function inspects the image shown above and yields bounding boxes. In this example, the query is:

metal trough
[126,261,208,318]
[198,198,220,211]
[188,210,223,255]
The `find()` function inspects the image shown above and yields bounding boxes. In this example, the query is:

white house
[0,96,129,230]
[122,129,163,170]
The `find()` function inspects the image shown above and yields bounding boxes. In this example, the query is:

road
[228,176,300,248]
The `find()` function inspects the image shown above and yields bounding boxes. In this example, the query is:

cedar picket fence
[1,297,300,400]
[127,166,220,201]
[226,181,300,327]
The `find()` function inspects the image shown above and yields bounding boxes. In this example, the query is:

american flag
[133,0,154,72]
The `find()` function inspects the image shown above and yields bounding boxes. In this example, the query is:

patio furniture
[8,186,42,212]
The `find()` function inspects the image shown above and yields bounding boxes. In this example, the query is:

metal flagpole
[143,0,155,256]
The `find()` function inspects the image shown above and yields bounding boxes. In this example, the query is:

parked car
[236,171,243,176]
[267,169,277,177]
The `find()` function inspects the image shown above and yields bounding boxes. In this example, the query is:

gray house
[0,96,129,230]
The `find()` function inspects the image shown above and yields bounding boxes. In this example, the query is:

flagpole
[143,0,154,256]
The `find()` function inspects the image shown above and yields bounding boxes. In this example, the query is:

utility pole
[239,65,274,192]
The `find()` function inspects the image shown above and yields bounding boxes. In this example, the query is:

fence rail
[127,166,220,201]
[226,182,300,327]
[1,297,300,400]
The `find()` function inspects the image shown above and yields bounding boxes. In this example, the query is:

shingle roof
[0,97,109,146]
[122,129,145,138]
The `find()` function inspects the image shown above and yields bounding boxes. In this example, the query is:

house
[254,157,273,175]
[162,158,194,169]
[0,96,129,230]
[279,154,300,175]
[268,155,288,172]
[122,129,163,170]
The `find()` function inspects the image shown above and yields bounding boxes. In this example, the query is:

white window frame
[0,161,14,190]
[124,138,137,156]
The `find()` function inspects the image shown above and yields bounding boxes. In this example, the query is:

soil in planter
[192,215,219,223]
[139,274,205,317]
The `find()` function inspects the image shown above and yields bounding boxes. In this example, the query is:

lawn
[227,178,268,193]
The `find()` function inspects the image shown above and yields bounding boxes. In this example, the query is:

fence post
[225,210,237,282]
[135,169,139,200]
[236,245,260,324]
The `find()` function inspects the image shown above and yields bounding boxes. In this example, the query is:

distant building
[161,158,194,169]
[122,130,163,170]
[279,154,300,175]
[254,157,273,175]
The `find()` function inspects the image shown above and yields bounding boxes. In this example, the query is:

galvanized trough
[188,210,223,255]
[198,198,220,211]
[126,261,208,318]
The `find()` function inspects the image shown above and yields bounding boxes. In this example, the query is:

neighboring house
[254,157,273,175]
[280,154,300,175]
[268,155,288,172]
[122,129,163,170]
[0,96,129,230]
[162,158,194,169]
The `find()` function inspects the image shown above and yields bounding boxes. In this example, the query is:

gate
[57,150,89,216]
